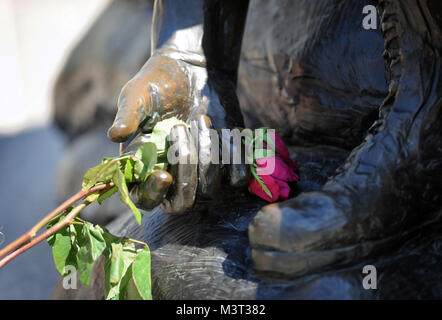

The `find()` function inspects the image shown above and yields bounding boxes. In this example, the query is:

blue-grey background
[0,127,66,299]
[0,0,151,299]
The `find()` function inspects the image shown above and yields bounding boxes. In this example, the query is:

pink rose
[274,178,290,200]
[249,174,280,202]
[256,156,299,182]
[249,130,300,202]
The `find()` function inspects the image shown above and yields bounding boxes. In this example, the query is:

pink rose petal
[255,157,276,176]
[249,174,279,202]
[256,156,298,182]
[274,178,290,200]
[267,131,290,160]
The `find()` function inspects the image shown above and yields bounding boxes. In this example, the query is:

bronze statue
[53,0,442,299]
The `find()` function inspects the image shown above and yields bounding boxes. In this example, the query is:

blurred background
[0,0,153,299]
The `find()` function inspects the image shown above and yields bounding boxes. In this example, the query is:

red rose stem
[0,183,114,262]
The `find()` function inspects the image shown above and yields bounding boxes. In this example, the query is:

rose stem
[0,183,114,260]
[0,201,88,269]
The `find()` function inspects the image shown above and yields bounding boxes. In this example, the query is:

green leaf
[251,166,273,199]
[101,157,113,164]
[76,222,106,286]
[118,242,138,298]
[130,246,152,300]
[156,151,168,164]
[152,151,169,171]
[82,161,118,191]
[124,158,135,183]
[134,142,157,182]
[85,191,100,203]
[102,227,122,247]
[50,225,78,275]
[104,241,137,300]
[97,186,118,204]
[47,214,83,276]
[108,243,124,285]
[46,215,65,246]
[153,162,167,171]
[150,116,187,151]
[113,168,143,225]
[125,275,143,300]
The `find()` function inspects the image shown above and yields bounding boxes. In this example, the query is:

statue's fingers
[220,128,251,188]
[191,114,222,200]
[130,171,173,211]
[107,69,151,143]
[229,162,251,187]
[120,132,151,155]
[161,124,197,214]
[229,143,251,188]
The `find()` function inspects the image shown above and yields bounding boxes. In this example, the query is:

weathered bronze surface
[53,0,442,299]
